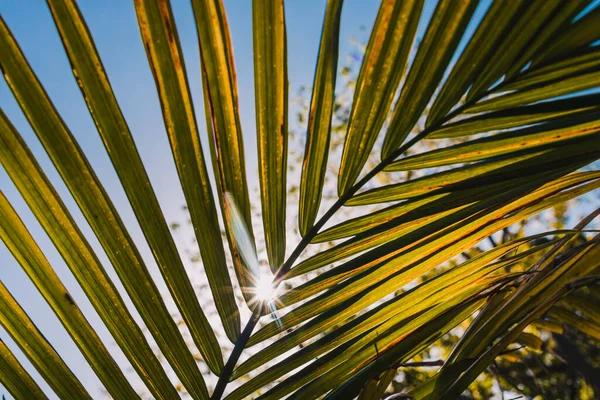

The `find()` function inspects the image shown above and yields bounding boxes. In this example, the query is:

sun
[251,271,283,328]
[254,273,276,301]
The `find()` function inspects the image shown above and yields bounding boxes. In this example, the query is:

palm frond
[1,1,599,399]
[134,0,241,343]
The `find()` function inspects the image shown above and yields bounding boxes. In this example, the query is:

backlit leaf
[253,0,288,271]
[0,338,48,400]
[298,0,344,236]
[426,0,527,126]
[134,0,240,344]
[381,0,478,157]
[0,193,138,399]
[192,0,257,305]
[337,0,423,195]
[0,282,91,400]
[428,93,600,139]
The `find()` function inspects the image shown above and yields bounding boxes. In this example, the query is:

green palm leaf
[298,0,343,236]
[253,0,288,272]
[337,0,423,196]
[230,234,557,391]
[191,0,257,305]
[464,0,564,102]
[1,13,210,396]
[504,0,591,80]
[381,0,478,157]
[387,113,600,172]
[2,1,600,399]
[0,282,91,400]
[426,0,527,126]
[0,338,47,400]
[134,0,241,344]
[0,192,137,399]
[428,93,600,139]
[501,48,600,92]
[251,173,600,346]
[531,5,600,67]
[467,71,600,113]
[47,0,221,377]
[0,109,178,399]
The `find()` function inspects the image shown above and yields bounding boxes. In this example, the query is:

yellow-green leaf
[388,113,600,171]
[349,139,600,206]
[253,0,288,271]
[514,332,543,351]
[232,238,543,394]
[438,275,599,399]
[447,210,600,364]
[337,0,423,196]
[429,93,600,139]
[372,369,397,400]
[357,378,378,400]
[0,282,91,400]
[426,0,527,126]
[530,318,565,334]
[407,359,473,400]
[292,204,464,277]
[192,0,257,305]
[563,292,600,325]
[0,338,48,400]
[532,5,600,68]
[288,296,484,400]
[0,110,177,399]
[45,0,217,385]
[133,0,239,345]
[298,0,344,236]
[313,187,493,243]
[250,172,600,346]
[548,306,600,341]
[381,0,479,157]
[501,48,600,93]
[504,0,590,80]
[0,192,137,399]
[466,0,564,101]
[466,70,600,114]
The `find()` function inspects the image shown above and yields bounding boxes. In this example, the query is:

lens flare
[224,193,283,329]
[255,274,276,301]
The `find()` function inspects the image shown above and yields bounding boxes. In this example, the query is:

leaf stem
[211,99,477,399]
